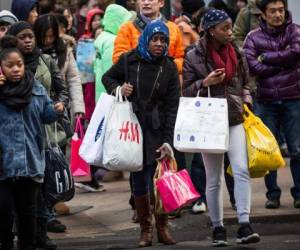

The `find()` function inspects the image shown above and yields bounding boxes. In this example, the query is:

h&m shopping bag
[70,118,91,182]
[76,39,96,83]
[174,87,229,153]
[243,105,285,171]
[79,90,115,166]
[102,88,143,172]
[155,159,200,213]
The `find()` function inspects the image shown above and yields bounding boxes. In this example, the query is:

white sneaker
[192,201,207,214]
[75,182,98,192]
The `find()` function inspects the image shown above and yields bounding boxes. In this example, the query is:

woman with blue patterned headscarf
[102,19,180,248]
[137,20,169,62]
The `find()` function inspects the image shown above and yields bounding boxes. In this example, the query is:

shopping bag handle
[115,86,128,103]
[196,86,211,97]
[75,117,85,138]
[243,104,254,119]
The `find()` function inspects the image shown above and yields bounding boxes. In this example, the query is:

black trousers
[0,178,40,250]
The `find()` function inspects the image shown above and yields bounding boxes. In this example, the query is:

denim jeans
[190,153,235,205]
[131,164,157,199]
[36,188,55,223]
[255,100,300,200]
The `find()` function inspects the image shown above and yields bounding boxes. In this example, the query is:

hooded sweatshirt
[94,4,132,100]
[82,8,104,39]
[11,0,37,22]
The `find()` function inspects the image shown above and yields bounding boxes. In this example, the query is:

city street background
[50,159,300,249]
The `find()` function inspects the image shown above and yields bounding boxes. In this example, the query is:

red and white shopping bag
[102,88,143,172]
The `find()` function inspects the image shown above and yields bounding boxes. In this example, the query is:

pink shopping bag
[70,118,91,182]
[156,160,200,213]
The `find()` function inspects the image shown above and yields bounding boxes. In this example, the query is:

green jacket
[94,4,132,101]
[233,0,262,49]
[35,54,69,146]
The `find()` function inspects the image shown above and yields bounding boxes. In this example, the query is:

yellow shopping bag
[243,105,285,172]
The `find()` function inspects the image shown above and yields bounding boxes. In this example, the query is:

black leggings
[0,178,40,250]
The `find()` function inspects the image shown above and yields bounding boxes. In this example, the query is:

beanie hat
[7,21,33,36]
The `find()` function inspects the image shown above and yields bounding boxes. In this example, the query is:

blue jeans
[36,187,55,222]
[131,164,157,198]
[255,100,300,200]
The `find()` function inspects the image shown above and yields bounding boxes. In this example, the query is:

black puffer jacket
[183,37,251,126]
[102,50,180,165]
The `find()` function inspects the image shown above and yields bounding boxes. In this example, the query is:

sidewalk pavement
[50,160,300,242]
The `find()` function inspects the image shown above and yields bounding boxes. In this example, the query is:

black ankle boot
[35,218,57,250]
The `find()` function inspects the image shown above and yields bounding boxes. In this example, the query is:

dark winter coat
[243,12,300,101]
[183,37,251,126]
[102,50,180,165]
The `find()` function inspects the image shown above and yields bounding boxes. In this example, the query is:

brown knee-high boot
[134,195,153,247]
[155,214,176,245]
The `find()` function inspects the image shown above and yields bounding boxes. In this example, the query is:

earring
[210,33,214,37]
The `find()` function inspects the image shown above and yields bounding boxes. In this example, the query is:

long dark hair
[33,14,67,69]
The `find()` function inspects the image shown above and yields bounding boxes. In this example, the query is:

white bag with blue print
[79,90,115,166]
[174,87,229,153]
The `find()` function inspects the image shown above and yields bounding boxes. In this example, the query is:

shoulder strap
[124,53,129,83]
[40,54,51,71]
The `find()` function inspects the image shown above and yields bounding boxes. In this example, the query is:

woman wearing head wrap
[183,9,260,247]
[102,20,180,248]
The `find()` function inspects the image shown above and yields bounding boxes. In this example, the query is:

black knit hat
[181,0,206,16]
[7,21,33,36]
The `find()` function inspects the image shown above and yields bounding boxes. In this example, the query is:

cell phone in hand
[215,68,225,75]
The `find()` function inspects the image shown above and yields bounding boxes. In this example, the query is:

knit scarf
[208,43,238,83]
[23,47,41,75]
[0,71,34,111]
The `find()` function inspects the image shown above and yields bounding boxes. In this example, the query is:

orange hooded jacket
[112,15,184,73]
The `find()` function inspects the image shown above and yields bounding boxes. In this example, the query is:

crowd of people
[0,0,299,249]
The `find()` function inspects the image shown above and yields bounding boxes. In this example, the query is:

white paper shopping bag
[174,88,229,153]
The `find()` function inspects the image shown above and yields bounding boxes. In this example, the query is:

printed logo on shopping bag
[119,121,140,144]
[195,101,201,107]
[95,117,105,141]
[55,169,73,193]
